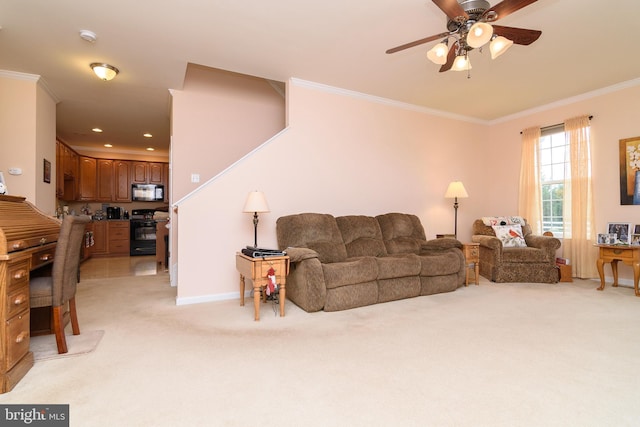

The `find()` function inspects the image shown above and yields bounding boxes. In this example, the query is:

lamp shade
[90,63,119,81]
[490,36,514,59]
[243,191,270,213]
[467,22,493,48]
[426,42,449,65]
[451,55,472,72]
[444,181,469,199]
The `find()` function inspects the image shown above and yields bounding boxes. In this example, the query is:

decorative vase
[634,170,640,205]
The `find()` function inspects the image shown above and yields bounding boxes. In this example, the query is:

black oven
[130,209,157,256]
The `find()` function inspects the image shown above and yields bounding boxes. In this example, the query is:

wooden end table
[595,244,640,296]
[462,243,480,286]
[236,253,290,321]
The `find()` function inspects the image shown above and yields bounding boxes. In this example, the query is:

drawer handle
[39,253,53,261]
[12,241,25,250]
[614,249,623,255]
[13,270,27,280]
[15,332,28,344]
[14,295,26,306]
[40,237,47,244]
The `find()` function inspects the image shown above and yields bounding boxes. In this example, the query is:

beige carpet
[31,330,105,361]
[2,274,640,427]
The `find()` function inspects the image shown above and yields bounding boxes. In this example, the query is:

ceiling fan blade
[492,25,541,45]
[432,0,468,21]
[385,32,450,54]
[439,41,459,72]
[482,0,538,21]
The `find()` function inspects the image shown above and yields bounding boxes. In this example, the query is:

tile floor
[80,255,162,279]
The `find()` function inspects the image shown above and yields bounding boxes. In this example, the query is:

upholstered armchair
[471,218,561,283]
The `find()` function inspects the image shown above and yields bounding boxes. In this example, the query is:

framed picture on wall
[43,159,51,183]
[619,136,640,205]
[607,222,632,244]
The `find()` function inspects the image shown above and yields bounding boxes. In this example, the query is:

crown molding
[0,70,60,103]
[488,77,640,125]
[289,78,487,125]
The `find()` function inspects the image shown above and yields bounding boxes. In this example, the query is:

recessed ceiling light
[104,144,113,148]
[143,133,153,138]
[92,128,103,133]
[146,147,155,151]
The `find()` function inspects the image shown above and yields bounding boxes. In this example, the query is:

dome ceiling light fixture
[90,63,119,81]
[386,0,542,78]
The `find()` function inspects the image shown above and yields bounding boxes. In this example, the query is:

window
[539,126,567,237]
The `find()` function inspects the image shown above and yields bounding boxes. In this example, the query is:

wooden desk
[236,253,289,321]
[1,195,60,393]
[595,245,640,296]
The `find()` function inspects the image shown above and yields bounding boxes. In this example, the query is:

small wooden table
[236,253,290,321]
[462,243,480,286]
[595,244,640,296]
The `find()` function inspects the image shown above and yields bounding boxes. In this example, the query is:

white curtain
[518,126,542,234]
[563,115,598,278]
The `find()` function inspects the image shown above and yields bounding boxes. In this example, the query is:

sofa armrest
[472,235,502,251]
[422,238,462,251]
[284,247,320,263]
[525,235,561,261]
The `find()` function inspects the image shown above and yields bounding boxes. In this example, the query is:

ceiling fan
[386,0,542,73]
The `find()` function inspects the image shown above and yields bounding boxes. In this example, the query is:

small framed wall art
[43,159,51,183]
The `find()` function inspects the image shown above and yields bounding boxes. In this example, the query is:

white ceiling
[1,0,639,156]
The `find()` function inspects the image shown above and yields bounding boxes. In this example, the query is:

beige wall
[173,74,640,303]
[173,78,485,304]
[171,64,286,201]
[487,79,640,283]
[0,71,57,214]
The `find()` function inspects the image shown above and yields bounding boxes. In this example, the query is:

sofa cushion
[322,257,378,289]
[336,215,387,258]
[276,213,347,263]
[307,241,348,263]
[419,252,463,276]
[376,254,421,279]
[376,213,428,255]
[502,247,550,263]
[492,224,527,248]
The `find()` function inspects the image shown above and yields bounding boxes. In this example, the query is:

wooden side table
[462,243,480,286]
[236,253,290,321]
[595,244,640,296]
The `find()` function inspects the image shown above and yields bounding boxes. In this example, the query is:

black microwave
[131,184,164,202]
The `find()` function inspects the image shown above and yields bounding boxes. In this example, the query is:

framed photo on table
[607,222,631,244]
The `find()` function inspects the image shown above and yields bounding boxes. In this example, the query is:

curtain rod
[519,115,593,135]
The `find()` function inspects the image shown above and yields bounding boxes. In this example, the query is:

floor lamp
[444,181,468,239]
[243,191,270,248]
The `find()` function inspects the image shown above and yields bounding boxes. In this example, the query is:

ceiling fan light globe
[467,22,493,48]
[451,55,472,71]
[490,36,514,59]
[427,43,449,65]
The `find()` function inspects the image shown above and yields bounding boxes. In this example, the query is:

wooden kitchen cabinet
[148,162,164,184]
[131,161,148,184]
[131,161,165,185]
[113,160,131,202]
[78,156,97,201]
[96,159,114,202]
[108,221,130,256]
[92,221,107,255]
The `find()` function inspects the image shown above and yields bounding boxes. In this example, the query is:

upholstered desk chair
[30,215,91,354]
